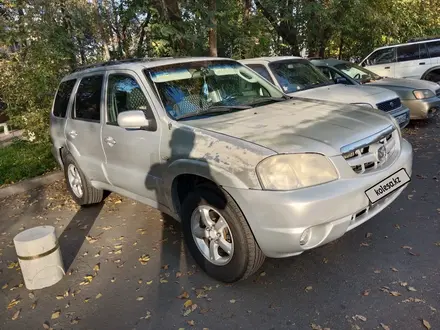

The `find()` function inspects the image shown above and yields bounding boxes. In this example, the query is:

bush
[0,139,57,186]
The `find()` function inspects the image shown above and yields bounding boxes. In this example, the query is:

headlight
[413,89,434,99]
[256,154,338,190]
[351,103,374,108]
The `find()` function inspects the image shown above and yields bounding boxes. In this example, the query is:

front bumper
[224,139,413,258]
[388,106,410,128]
[402,96,440,119]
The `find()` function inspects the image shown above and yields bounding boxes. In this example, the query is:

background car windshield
[145,60,283,119]
[335,63,380,82]
[269,60,331,93]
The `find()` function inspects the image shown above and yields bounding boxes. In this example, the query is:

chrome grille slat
[342,128,400,175]
[376,98,401,112]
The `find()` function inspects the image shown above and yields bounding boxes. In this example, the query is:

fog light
[299,228,312,246]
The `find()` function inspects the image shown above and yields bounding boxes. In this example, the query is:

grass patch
[0,139,57,186]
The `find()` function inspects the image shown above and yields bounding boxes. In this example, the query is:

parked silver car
[240,57,411,128]
[311,58,440,119]
[50,57,413,282]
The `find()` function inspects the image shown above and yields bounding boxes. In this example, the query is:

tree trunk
[93,0,110,60]
[338,35,343,60]
[208,0,217,57]
[136,13,152,57]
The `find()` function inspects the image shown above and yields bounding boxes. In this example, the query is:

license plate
[365,169,410,204]
[396,113,407,125]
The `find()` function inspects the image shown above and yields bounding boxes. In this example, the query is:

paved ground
[1,118,440,330]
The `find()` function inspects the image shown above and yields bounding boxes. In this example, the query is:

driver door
[101,70,161,202]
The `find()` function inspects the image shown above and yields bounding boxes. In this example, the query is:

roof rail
[407,36,440,43]
[71,57,173,73]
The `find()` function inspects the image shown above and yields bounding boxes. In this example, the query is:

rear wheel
[181,186,265,282]
[63,153,103,205]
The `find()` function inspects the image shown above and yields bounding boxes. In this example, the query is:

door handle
[419,62,426,65]
[104,136,116,146]
[69,130,78,138]
[384,66,390,69]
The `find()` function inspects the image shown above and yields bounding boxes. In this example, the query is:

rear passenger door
[65,74,107,183]
[426,40,440,65]
[362,47,396,77]
[101,70,161,203]
[394,43,431,79]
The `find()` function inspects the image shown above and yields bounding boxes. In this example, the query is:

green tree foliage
[0,0,438,144]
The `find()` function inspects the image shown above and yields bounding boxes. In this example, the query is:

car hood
[367,77,440,92]
[184,98,395,156]
[291,84,398,107]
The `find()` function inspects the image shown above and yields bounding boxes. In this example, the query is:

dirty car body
[50,57,413,282]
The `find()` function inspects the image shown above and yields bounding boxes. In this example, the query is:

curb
[0,171,64,199]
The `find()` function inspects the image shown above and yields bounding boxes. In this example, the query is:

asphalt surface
[1,118,439,330]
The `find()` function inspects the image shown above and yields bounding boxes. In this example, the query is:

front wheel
[181,187,265,282]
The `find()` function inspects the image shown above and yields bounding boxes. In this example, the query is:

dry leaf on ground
[391,267,398,272]
[138,254,150,265]
[305,286,313,292]
[177,291,190,299]
[362,289,370,296]
[136,296,144,301]
[93,263,100,272]
[401,245,412,250]
[51,310,61,319]
[96,293,102,299]
[7,297,21,309]
[184,300,193,308]
[354,315,367,322]
[407,286,417,292]
[187,320,195,326]
[43,322,50,329]
[230,299,236,303]
[422,319,431,330]
[380,323,390,330]
[11,309,20,320]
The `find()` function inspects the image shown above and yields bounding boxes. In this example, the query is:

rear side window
[427,41,440,58]
[247,64,274,83]
[74,75,103,122]
[397,44,427,62]
[53,80,76,118]
[366,48,395,65]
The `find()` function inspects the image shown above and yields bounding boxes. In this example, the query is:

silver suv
[50,57,413,282]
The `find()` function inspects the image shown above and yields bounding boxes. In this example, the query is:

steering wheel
[354,73,361,79]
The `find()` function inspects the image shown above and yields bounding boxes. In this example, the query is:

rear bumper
[224,139,413,258]
[402,97,440,119]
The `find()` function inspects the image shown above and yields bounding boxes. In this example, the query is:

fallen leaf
[136,296,144,301]
[230,299,236,304]
[394,224,401,229]
[434,242,440,247]
[390,291,401,296]
[146,280,153,285]
[407,194,413,200]
[93,263,100,272]
[70,317,80,325]
[360,242,370,247]
[260,271,266,276]
[114,244,123,249]
[7,261,18,269]
[138,254,150,265]
[391,267,399,272]
[29,292,35,299]
[365,232,373,238]
[84,298,90,303]
[187,320,195,326]
[43,322,50,329]
[401,245,412,250]
[162,264,169,270]
[362,289,370,296]
[374,269,382,274]
[96,293,102,299]
[177,291,190,299]
[7,297,21,309]
[115,199,122,204]
[94,251,101,257]
[191,304,197,311]
[114,249,122,255]
[407,286,417,292]
[422,319,431,330]
[380,323,390,330]
[408,251,420,256]
[2,283,8,289]
[305,286,313,292]
[11,309,20,320]
[111,277,116,283]
[322,258,328,264]
[102,226,112,230]
[56,295,64,300]
[354,315,367,322]
[85,235,98,244]
[31,301,37,309]
[429,306,436,312]
[51,310,61,319]
[176,271,182,278]
[160,277,168,283]
[184,299,193,308]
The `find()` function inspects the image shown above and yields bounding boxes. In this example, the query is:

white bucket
[13,226,65,290]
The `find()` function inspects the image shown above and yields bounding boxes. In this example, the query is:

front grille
[342,129,399,174]
[376,98,401,112]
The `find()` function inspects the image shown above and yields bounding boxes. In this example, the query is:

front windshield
[145,60,284,120]
[334,62,381,83]
[269,60,333,93]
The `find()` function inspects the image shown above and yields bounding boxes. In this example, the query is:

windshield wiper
[175,105,251,121]
[247,96,289,106]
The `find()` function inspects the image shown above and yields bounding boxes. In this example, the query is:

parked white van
[361,37,440,83]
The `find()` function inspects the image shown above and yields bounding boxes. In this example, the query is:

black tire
[63,153,103,206]
[425,71,440,83]
[181,186,265,282]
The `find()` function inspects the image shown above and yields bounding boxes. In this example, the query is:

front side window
[335,62,381,82]
[107,74,153,125]
[145,60,284,120]
[74,75,103,121]
[365,48,396,65]
[427,41,440,58]
[269,60,332,94]
[53,79,76,117]
[247,64,274,83]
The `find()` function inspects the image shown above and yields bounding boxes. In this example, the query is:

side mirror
[117,110,153,130]
[334,77,348,84]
